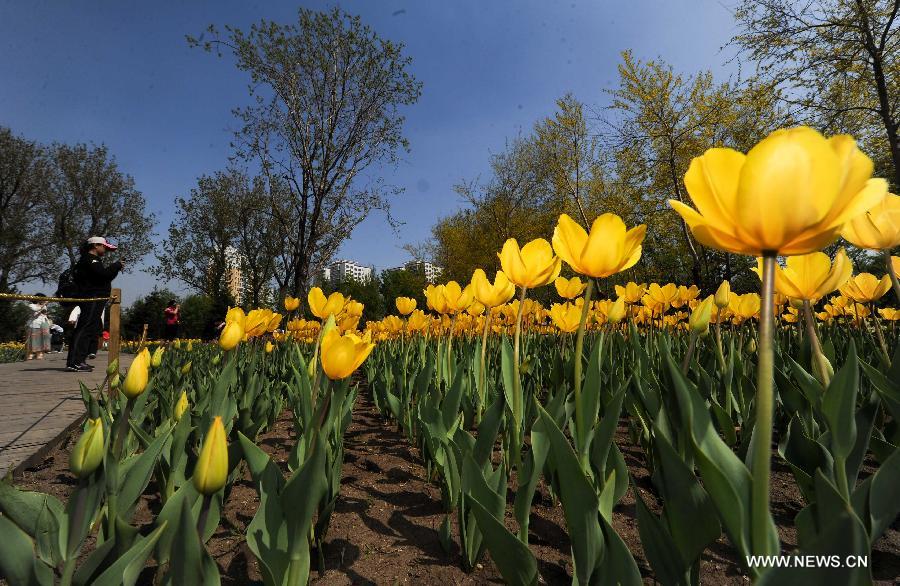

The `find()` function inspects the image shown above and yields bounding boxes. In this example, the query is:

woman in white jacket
[25,294,52,360]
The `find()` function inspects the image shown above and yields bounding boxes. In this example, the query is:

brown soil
[10,389,900,585]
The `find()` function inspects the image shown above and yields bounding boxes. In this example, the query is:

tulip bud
[173,340,181,349]
[714,281,731,309]
[690,296,714,336]
[181,361,192,375]
[110,373,120,389]
[174,391,189,421]
[186,341,193,352]
[265,341,274,353]
[106,358,119,376]
[193,416,228,495]
[151,347,164,368]
[219,320,243,351]
[70,418,105,478]
[607,297,627,324]
[121,349,151,399]
[212,354,221,366]
[746,338,757,353]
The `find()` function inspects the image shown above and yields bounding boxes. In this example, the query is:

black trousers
[66,301,105,367]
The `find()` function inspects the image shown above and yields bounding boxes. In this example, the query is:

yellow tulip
[841,193,900,250]
[441,281,474,313]
[266,313,283,333]
[607,297,627,324]
[714,280,731,309]
[673,285,700,308]
[840,273,891,303]
[121,348,150,399]
[471,269,516,307]
[219,320,243,351]
[754,249,852,301]
[174,391,189,421]
[265,341,274,353]
[554,276,588,299]
[244,309,271,337]
[320,329,375,380]
[729,293,761,321]
[193,416,228,495]
[646,283,679,307]
[670,127,887,255]
[879,308,900,321]
[406,310,429,332]
[498,238,562,289]
[552,213,646,278]
[395,297,417,315]
[225,307,246,329]
[150,347,164,368]
[614,282,646,304]
[549,302,582,333]
[689,296,715,336]
[283,296,301,312]
[466,300,486,317]
[308,288,345,320]
[69,417,104,478]
[424,284,450,314]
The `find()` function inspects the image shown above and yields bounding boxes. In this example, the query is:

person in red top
[163,300,180,341]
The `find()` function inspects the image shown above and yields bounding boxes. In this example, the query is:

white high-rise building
[402,260,443,283]
[326,259,373,284]
[223,246,246,304]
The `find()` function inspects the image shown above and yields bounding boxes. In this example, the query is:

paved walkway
[0,351,133,475]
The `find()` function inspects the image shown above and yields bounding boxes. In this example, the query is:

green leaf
[117,421,172,518]
[467,497,538,586]
[821,343,858,460]
[163,499,219,586]
[634,488,686,586]
[0,514,48,586]
[867,440,900,541]
[91,521,168,586]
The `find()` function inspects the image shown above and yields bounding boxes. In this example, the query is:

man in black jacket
[66,236,123,371]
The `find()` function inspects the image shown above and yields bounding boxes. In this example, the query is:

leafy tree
[0,127,57,291]
[122,288,179,340]
[49,143,155,267]
[190,7,422,296]
[734,0,900,187]
[380,269,428,316]
[152,170,245,309]
[179,293,221,340]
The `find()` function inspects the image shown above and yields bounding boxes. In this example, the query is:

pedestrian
[25,293,51,360]
[50,324,65,353]
[66,236,123,372]
[163,299,180,341]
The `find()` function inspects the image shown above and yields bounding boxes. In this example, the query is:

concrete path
[0,351,133,475]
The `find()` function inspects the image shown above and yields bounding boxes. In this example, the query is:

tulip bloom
[395,297,417,315]
[614,282,646,304]
[549,302,581,333]
[174,391,189,421]
[70,417,105,478]
[840,273,891,303]
[755,249,852,301]
[471,269,516,307]
[151,347,164,368]
[841,193,900,250]
[552,213,646,278]
[645,283,679,307]
[729,293,762,322]
[498,238,562,289]
[607,297,627,324]
[554,276,588,299]
[714,280,731,309]
[219,320,243,351]
[689,296,715,335]
[308,288,346,320]
[121,348,150,399]
[320,329,375,380]
[225,307,246,329]
[441,281,475,314]
[671,127,886,255]
[193,416,228,495]
[283,296,301,312]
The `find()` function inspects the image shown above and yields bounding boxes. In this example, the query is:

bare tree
[190,7,422,295]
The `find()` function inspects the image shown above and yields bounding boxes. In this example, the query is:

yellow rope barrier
[0,292,116,303]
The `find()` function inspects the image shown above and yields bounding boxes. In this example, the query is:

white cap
[87,236,117,250]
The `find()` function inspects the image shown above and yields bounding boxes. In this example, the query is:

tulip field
[3,127,900,584]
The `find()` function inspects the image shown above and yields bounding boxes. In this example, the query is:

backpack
[56,266,80,308]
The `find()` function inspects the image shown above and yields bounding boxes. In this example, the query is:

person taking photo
[66,236,123,372]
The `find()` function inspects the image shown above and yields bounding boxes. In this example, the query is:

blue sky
[1,0,738,305]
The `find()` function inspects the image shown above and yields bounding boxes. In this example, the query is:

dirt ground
[10,389,900,585]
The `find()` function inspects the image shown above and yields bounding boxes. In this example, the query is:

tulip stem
[573,280,593,466]
[886,250,900,305]
[751,254,777,558]
[802,300,831,386]
[511,286,528,477]
[105,397,134,540]
[196,493,212,541]
[681,332,697,375]
[478,312,491,424]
